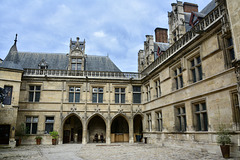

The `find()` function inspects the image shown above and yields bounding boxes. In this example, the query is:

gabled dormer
[68,37,86,71]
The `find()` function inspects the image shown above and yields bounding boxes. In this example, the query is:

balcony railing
[23,68,142,80]
[141,2,225,76]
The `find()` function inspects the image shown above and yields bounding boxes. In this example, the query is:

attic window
[38,59,48,69]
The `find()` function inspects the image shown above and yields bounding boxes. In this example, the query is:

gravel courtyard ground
[0,143,234,160]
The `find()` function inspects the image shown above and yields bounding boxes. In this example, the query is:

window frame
[147,113,152,132]
[175,105,187,132]
[146,84,151,102]
[231,90,240,130]
[189,55,203,83]
[45,116,55,134]
[156,111,163,132]
[69,86,81,103]
[3,86,13,105]
[193,101,208,131]
[71,58,82,70]
[173,66,183,90]
[133,86,141,104]
[28,85,41,102]
[26,116,38,134]
[92,87,103,103]
[155,79,161,98]
[115,88,125,104]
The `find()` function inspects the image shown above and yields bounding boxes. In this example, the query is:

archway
[133,114,143,142]
[111,115,129,143]
[87,115,106,143]
[63,115,82,144]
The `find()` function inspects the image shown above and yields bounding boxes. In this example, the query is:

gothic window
[223,36,235,68]
[146,85,151,102]
[26,116,38,134]
[173,66,183,90]
[45,117,54,134]
[92,87,103,103]
[176,106,187,132]
[3,86,12,105]
[147,113,152,131]
[155,79,161,98]
[133,86,141,104]
[156,111,163,131]
[71,58,82,70]
[231,91,240,130]
[69,86,80,103]
[38,59,48,69]
[115,88,125,104]
[29,86,41,102]
[194,102,208,131]
[190,56,202,83]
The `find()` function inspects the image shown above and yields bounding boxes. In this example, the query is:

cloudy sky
[0,0,211,72]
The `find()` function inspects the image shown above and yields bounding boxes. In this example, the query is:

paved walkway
[0,143,233,160]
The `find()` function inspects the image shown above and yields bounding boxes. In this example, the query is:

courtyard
[0,143,233,160]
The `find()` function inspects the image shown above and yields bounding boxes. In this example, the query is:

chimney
[155,28,168,43]
[183,2,198,13]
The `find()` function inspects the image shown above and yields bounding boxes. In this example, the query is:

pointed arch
[86,113,107,127]
[111,113,129,125]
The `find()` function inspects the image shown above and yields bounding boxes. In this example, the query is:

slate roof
[154,42,170,60]
[3,44,121,72]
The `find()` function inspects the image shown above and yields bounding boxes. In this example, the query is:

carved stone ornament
[70,107,77,113]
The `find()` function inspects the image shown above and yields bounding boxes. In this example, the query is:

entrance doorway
[87,115,106,143]
[111,116,129,142]
[63,115,82,143]
[133,115,143,142]
[0,125,10,144]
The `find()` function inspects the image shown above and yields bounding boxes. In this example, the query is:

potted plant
[217,125,231,158]
[49,131,58,145]
[35,136,42,145]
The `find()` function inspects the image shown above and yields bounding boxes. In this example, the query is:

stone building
[0,0,240,157]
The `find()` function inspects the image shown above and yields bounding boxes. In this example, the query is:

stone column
[106,117,111,144]
[129,117,134,144]
[82,119,87,144]
[234,60,240,108]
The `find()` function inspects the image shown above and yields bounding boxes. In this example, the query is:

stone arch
[133,114,143,142]
[111,114,129,143]
[87,113,107,143]
[62,113,83,144]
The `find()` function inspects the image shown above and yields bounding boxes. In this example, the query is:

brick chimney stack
[155,28,168,43]
[183,2,198,13]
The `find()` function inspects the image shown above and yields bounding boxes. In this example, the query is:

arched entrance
[63,115,82,144]
[87,115,106,143]
[111,115,129,143]
[133,114,143,142]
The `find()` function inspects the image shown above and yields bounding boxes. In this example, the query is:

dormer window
[71,58,82,70]
[38,59,48,70]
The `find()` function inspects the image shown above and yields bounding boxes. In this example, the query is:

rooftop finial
[14,34,18,44]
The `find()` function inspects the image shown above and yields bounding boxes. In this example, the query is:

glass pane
[174,69,178,76]
[46,117,54,122]
[35,92,40,102]
[180,76,183,88]
[69,93,74,102]
[45,123,53,134]
[70,87,74,92]
[133,86,141,92]
[196,56,201,64]
[203,113,208,131]
[182,107,185,113]
[115,94,119,103]
[30,86,34,90]
[75,87,80,92]
[99,88,103,93]
[32,123,37,134]
[92,93,97,103]
[3,86,12,105]
[121,88,125,93]
[75,93,80,102]
[33,117,38,122]
[77,59,82,63]
[202,103,206,110]
[179,67,182,73]
[26,117,31,123]
[191,59,195,67]
[177,108,181,114]
[196,114,201,131]
[121,94,125,103]
[71,58,76,63]
[71,64,76,70]
[115,88,119,93]
[183,116,187,131]
[29,92,34,102]
[230,48,235,61]
[26,123,31,134]
[178,117,182,131]
[93,88,98,92]
[133,93,141,103]
[77,63,81,70]
[195,104,200,111]
[198,66,202,81]
[192,69,196,82]
[99,93,103,103]
[175,78,178,90]
[228,37,233,46]
[36,86,41,90]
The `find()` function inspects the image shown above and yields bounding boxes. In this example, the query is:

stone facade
[0,0,240,158]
